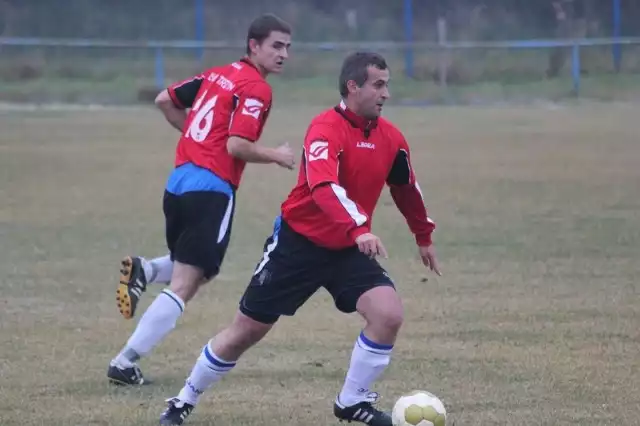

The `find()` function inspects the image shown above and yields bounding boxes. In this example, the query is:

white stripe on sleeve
[330,184,367,226]
[414,181,424,201]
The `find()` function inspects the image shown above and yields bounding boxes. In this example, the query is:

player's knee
[376,305,404,334]
[358,286,404,334]
[363,305,403,346]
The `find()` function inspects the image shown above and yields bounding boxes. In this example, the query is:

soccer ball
[391,390,447,426]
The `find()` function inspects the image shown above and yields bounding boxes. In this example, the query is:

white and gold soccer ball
[391,390,447,426]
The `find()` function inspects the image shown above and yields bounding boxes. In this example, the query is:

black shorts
[163,190,235,280]
[239,218,395,324]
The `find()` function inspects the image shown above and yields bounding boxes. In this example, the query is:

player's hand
[355,233,388,259]
[273,142,296,170]
[419,245,442,276]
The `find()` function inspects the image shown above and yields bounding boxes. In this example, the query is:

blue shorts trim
[165,163,233,196]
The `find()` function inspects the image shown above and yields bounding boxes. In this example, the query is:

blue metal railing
[1,36,638,96]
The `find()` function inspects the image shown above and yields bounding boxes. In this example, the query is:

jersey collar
[239,56,264,77]
[335,100,378,133]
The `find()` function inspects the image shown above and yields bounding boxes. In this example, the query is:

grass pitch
[1,102,639,425]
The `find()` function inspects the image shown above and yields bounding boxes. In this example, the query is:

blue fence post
[195,0,205,62]
[571,43,581,95]
[612,0,622,72]
[155,47,165,90]
[403,0,414,78]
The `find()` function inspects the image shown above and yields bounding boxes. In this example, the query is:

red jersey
[167,57,272,188]
[281,101,436,250]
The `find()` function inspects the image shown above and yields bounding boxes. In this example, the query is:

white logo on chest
[356,141,375,149]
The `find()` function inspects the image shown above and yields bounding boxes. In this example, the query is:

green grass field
[1,103,639,425]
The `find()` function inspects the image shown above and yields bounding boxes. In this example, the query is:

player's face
[356,66,390,119]
[252,31,291,75]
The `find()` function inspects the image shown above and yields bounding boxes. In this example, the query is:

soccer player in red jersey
[107,14,295,386]
[159,51,441,426]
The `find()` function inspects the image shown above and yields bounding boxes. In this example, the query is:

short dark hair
[339,52,388,97]
[246,14,292,55]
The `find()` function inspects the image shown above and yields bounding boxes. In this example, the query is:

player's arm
[155,75,204,132]
[227,137,293,167]
[386,140,436,247]
[226,82,294,168]
[305,125,370,243]
[387,137,441,273]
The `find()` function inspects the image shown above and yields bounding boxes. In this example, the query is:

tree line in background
[0,0,638,41]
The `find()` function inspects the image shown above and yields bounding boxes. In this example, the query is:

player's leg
[160,217,326,424]
[108,190,233,385]
[327,249,401,426]
[116,253,173,319]
[160,310,275,425]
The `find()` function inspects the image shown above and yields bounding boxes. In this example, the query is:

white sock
[112,289,185,367]
[141,255,173,284]
[337,331,393,407]
[176,341,237,405]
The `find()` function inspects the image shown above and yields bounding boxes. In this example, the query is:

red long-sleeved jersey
[167,57,272,188]
[281,101,435,250]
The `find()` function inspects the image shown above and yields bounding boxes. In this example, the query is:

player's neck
[244,55,269,78]
[338,99,377,130]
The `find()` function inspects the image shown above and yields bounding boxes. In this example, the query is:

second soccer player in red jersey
[159,52,441,426]
[107,14,295,387]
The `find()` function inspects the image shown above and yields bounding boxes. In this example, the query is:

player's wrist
[269,148,285,164]
[255,146,279,164]
[349,226,370,243]
[415,232,432,247]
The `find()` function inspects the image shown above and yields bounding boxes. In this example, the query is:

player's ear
[346,79,359,95]
[248,38,260,55]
